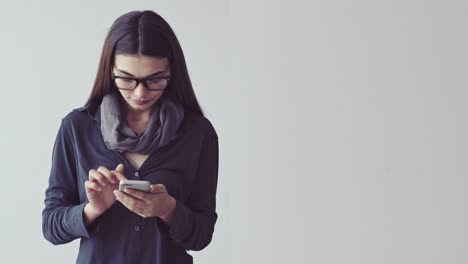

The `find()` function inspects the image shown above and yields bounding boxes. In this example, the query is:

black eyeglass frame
[111,72,171,91]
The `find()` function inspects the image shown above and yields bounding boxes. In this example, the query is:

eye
[119,78,135,83]
[146,78,162,84]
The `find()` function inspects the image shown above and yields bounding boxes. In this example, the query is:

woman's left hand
[114,184,176,223]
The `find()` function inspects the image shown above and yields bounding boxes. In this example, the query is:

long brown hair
[85,10,204,116]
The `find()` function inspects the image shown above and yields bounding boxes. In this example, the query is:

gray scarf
[99,91,184,154]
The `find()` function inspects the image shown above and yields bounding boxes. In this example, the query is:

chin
[123,100,145,110]
[131,104,151,111]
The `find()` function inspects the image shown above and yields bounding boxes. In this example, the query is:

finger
[111,169,128,181]
[114,190,142,211]
[85,180,103,192]
[131,205,146,216]
[97,166,118,184]
[134,210,147,218]
[116,163,125,173]
[89,169,108,187]
[150,184,167,194]
[124,188,147,201]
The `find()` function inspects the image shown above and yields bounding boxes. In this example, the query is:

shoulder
[182,110,218,140]
[60,104,95,131]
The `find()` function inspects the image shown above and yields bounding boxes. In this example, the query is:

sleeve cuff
[168,200,194,242]
[156,200,193,242]
[70,202,100,238]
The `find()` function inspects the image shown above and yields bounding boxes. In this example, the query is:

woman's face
[112,54,171,114]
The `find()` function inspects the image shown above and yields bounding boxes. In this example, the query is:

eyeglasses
[111,72,171,91]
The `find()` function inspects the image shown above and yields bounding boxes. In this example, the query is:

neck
[124,106,152,124]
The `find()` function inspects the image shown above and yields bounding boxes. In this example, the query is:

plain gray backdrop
[0,0,467,263]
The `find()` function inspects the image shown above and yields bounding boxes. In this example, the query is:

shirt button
[134,226,140,232]
[134,171,139,177]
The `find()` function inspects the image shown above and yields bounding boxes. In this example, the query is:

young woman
[42,10,219,264]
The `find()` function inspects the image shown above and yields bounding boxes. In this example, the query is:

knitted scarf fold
[99,91,184,154]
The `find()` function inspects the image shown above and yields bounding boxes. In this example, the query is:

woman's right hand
[84,163,127,223]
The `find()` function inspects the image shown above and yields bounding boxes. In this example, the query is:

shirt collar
[74,102,101,123]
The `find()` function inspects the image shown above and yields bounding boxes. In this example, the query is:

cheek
[153,93,163,100]
[118,90,130,99]
[117,90,163,104]
[148,92,163,102]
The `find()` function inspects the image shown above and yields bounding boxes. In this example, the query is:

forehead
[113,54,169,76]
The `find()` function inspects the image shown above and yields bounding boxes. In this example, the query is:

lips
[133,99,149,105]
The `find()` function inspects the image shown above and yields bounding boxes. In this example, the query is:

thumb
[150,184,166,194]
[116,163,125,172]
[112,163,127,181]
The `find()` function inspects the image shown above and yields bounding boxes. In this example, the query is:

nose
[133,82,148,97]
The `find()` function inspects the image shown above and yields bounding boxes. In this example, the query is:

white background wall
[0,0,467,263]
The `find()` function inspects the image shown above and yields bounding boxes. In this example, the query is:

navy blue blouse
[42,102,219,264]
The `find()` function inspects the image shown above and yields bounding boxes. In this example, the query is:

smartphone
[119,180,151,192]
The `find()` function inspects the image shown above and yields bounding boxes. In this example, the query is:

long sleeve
[158,123,219,251]
[42,118,98,245]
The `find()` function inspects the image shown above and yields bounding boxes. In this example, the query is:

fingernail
[98,187,103,191]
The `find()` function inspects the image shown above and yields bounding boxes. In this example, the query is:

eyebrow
[116,68,169,78]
